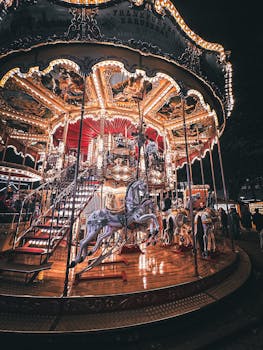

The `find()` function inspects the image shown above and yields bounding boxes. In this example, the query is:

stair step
[15,247,47,255]
[65,204,81,209]
[29,240,50,247]
[25,234,50,240]
[0,262,52,273]
[44,216,70,220]
[36,225,63,229]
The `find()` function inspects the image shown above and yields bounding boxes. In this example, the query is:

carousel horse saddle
[105,191,125,214]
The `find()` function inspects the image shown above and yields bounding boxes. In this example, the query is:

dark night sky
[174,1,263,199]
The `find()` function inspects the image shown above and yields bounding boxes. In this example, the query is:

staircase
[0,165,100,284]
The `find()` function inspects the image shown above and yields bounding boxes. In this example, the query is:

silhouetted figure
[252,208,263,250]
[194,202,206,256]
[162,193,172,213]
[241,205,252,231]
[219,207,228,237]
[6,185,14,200]
[14,197,22,213]
[229,207,241,240]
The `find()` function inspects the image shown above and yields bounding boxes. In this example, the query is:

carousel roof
[0,0,234,168]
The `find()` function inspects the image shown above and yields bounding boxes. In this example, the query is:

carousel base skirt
[0,242,251,333]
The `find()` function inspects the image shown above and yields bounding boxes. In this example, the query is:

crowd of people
[0,184,41,223]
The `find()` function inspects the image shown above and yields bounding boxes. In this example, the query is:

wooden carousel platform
[0,238,251,333]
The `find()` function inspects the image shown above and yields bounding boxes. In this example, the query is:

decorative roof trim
[0,59,81,88]
[152,0,226,60]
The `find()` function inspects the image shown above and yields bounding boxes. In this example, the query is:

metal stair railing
[14,164,100,251]
[39,167,101,261]
[13,163,75,248]
[45,171,100,258]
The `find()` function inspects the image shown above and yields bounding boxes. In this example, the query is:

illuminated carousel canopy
[0,0,234,171]
[0,3,253,339]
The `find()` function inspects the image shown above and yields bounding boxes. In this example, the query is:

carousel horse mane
[125,180,136,201]
[125,179,147,212]
[125,179,137,212]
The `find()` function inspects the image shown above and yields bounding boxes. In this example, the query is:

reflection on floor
[0,238,235,297]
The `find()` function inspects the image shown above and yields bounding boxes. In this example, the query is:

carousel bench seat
[0,261,52,284]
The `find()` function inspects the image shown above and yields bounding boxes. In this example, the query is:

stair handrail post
[63,74,86,297]
[13,196,28,249]
[47,201,56,258]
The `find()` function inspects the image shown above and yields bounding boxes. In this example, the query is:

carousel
[0,0,250,334]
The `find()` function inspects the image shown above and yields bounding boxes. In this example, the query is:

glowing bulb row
[0,165,42,181]
[225,62,234,117]
[153,0,226,61]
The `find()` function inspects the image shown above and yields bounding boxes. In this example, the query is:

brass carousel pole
[196,128,207,205]
[217,132,234,250]
[99,113,105,209]
[189,156,194,185]
[174,156,179,206]
[62,114,69,168]
[136,99,143,180]
[199,153,206,202]
[63,74,86,297]
[42,131,51,178]
[209,145,218,209]
[182,97,198,277]
[20,141,28,191]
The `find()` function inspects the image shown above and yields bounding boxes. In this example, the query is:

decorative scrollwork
[178,39,203,75]
[127,38,162,55]
[66,7,102,41]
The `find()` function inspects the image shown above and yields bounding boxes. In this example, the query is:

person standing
[219,207,229,237]
[163,193,172,214]
[229,206,241,240]
[241,205,253,231]
[201,207,216,257]
[252,208,263,250]
[194,203,205,256]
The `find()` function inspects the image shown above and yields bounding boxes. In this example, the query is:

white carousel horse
[162,210,191,247]
[70,179,159,267]
[145,140,160,167]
